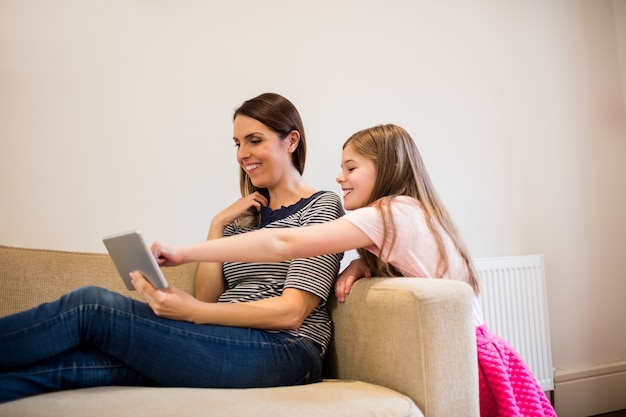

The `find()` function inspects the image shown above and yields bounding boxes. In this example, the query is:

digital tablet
[103,230,169,290]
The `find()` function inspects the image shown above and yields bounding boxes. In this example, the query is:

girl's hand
[335,258,371,303]
[211,192,268,229]
[130,271,200,322]
[151,241,184,267]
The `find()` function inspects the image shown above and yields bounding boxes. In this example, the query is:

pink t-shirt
[342,196,467,280]
[342,196,484,324]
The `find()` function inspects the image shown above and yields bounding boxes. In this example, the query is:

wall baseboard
[554,360,626,417]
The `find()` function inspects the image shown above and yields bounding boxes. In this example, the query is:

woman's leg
[0,347,157,403]
[0,286,322,401]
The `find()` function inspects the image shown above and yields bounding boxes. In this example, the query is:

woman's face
[336,143,377,210]
[233,115,295,190]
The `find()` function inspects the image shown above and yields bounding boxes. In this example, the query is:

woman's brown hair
[232,93,306,227]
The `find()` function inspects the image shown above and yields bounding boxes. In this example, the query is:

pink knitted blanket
[476,324,557,417]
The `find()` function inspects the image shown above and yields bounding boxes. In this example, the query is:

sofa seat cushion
[0,379,423,417]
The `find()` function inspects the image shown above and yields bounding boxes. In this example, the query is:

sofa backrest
[0,245,197,317]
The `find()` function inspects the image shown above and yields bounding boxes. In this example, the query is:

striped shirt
[218,191,345,350]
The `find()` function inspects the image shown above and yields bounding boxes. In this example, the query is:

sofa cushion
[0,380,423,417]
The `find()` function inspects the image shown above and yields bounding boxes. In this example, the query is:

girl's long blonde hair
[345,124,480,294]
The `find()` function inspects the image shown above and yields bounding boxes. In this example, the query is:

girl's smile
[337,144,376,211]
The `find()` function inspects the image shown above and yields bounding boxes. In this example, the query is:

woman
[0,93,344,403]
[141,124,556,417]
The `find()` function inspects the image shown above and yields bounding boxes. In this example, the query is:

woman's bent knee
[62,286,127,310]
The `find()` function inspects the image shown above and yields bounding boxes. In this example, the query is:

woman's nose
[336,172,344,183]
[237,144,249,160]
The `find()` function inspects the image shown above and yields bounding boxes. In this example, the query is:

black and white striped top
[218,191,345,350]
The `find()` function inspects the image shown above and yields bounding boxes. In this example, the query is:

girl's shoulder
[368,196,427,227]
[380,195,424,213]
[389,195,420,205]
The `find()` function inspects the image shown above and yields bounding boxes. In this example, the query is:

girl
[0,93,345,403]
[143,124,557,417]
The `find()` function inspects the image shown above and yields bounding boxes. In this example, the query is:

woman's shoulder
[311,190,342,203]
[301,190,344,215]
[307,190,340,200]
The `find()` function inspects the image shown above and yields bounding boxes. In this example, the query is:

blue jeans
[0,286,323,403]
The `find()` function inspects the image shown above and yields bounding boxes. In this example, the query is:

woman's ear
[287,130,300,153]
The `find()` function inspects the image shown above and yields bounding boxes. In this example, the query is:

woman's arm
[133,272,321,329]
[195,193,269,302]
[194,223,226,302]
[146,194,372,329]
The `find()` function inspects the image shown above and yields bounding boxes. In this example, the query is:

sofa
[0,244,479,417]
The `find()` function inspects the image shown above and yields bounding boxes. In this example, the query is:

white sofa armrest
[325,278,479,417]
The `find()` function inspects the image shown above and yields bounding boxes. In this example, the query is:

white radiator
[474,254,555,392]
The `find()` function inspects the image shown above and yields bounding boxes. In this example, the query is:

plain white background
[1,0,625,410]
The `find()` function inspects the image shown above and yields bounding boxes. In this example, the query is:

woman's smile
[244,163,262,174]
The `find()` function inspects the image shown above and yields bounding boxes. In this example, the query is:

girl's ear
[287,130,300,153]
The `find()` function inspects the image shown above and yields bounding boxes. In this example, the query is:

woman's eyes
[234,138,262,147]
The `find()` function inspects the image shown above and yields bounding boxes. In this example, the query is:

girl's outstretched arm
[140,218,373,328]
[153,218,373,266]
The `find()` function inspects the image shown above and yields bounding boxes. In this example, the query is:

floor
[592,411,626,417]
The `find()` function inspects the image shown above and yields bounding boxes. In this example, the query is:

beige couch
[0,244,479,417]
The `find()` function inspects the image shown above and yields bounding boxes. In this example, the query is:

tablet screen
[103,230,169,290]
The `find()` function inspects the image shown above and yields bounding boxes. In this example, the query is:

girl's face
[233,115,296,190]
[336,143,377,210]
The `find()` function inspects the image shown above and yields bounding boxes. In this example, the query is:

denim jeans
[0,286,323,403]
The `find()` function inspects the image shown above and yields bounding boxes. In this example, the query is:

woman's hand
[131,271,201,322]
[335,258,371,303]
[211,192,268,229]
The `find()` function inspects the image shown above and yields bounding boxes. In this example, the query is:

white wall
[1,0,625,414]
